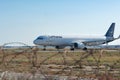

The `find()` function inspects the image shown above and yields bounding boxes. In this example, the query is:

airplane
[33,23,120,50]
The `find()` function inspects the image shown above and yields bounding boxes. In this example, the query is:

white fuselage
[33,35,109,49]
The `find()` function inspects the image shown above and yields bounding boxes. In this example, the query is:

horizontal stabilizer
[117,35,120,39]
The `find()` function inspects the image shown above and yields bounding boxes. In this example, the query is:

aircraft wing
[82,35,120,46]
[82,40,106,46]
[72,40,106,46]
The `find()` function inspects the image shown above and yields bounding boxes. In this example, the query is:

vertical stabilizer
[105,23,115,38]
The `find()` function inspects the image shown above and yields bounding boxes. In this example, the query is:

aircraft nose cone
[33,39,37,45]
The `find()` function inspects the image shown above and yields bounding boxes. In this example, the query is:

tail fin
[105,23,115,38]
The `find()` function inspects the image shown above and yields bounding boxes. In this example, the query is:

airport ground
[0,47,119,80]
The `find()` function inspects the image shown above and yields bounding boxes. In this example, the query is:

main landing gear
[43,46,46,50]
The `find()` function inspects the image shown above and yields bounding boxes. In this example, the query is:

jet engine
[73,42,87,50]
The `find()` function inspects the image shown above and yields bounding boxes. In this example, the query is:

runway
[36,49,120,53]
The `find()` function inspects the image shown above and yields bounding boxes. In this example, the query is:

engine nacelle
[73,43,87,50]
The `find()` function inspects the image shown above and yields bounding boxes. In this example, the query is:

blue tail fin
[105,23,115,38]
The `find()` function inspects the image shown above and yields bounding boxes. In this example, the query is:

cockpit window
[37,36,48,40]
[37,36,45,40]
[37,37,44,40]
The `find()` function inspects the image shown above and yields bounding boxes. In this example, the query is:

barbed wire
[0,42,119,79]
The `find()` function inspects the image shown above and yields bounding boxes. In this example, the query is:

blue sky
[0,0,120,45]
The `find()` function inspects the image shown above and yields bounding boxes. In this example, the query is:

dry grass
[0,49,119,79]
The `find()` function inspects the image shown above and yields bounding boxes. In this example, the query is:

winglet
[105,23,115,38]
